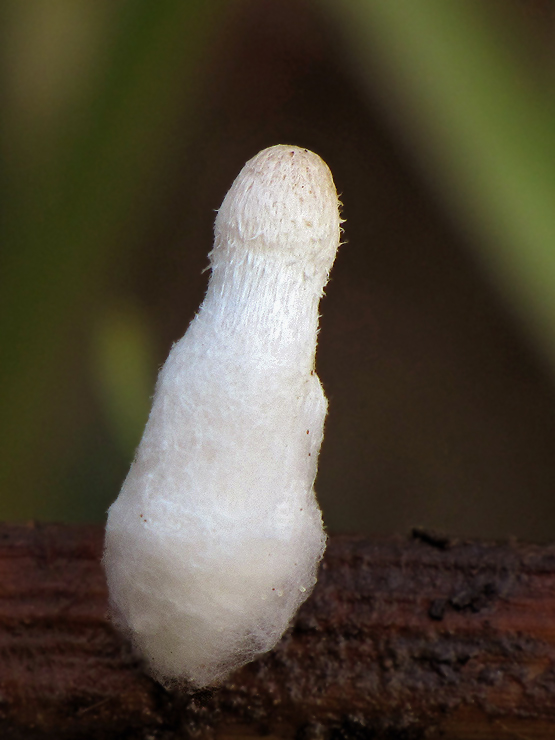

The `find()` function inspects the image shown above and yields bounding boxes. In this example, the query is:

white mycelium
[103,145,342,688]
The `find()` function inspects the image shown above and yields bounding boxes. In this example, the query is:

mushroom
[103,144,342,689]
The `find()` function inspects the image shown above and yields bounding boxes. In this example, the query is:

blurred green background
[2,0,555,540]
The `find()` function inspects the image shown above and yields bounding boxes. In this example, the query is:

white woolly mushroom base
[104,144,341,689]
[105,345,327,688]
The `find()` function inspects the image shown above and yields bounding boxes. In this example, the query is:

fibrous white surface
[103,145,342,688]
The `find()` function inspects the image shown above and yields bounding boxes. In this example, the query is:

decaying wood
[1,524,555,739]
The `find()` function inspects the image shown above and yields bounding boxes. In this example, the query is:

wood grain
[1,523,555,739]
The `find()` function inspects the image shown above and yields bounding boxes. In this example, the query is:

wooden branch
[1,524,555,739]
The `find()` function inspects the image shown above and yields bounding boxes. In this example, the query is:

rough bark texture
[1,524,555,739]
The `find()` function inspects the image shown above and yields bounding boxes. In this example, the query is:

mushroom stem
[197,255,322,369]
[103,145,342,689]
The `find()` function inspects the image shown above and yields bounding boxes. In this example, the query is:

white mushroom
[103,144,342,688]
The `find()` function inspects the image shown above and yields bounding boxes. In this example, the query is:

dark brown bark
[1,524,555,739]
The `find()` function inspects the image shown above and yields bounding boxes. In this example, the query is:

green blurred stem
[92,303,155,459]
[321,0,555,370]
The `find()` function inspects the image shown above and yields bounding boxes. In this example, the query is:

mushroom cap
[213,145,341,275]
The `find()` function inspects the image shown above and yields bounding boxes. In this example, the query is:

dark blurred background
[2,0,555,540]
